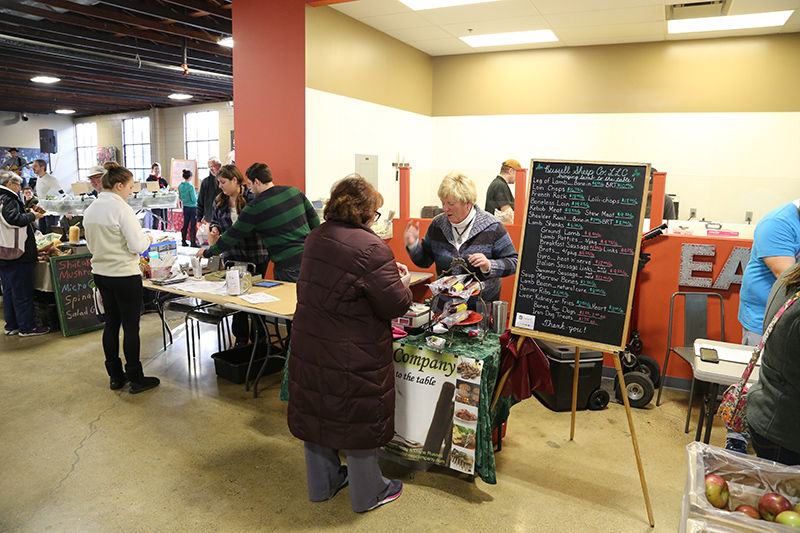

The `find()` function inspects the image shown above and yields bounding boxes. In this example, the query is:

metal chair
[184,303,237,365]
[655,292,725,434]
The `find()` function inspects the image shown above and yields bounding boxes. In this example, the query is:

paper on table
[239,293,280,304]
[170,280,228,295]
[695,342,759,365]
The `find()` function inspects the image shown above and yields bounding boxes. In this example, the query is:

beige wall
[79,101,234,176]
[306,6,433,116]
[432,33,800,116]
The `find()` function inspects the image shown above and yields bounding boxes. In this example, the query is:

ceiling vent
[667,1,731,20]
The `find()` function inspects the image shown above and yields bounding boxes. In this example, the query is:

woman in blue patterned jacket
[403,170,518,313]
[209,164,269,345]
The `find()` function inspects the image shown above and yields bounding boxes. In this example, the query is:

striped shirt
[206,185,319,268]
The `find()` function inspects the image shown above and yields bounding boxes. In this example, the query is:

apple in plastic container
[734,505,761,520]
[758,492,793,522]
[705,474,729,509]
[775,511,800,527]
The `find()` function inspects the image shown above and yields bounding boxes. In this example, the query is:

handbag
[0,197,27,260]
[716,289,800,431]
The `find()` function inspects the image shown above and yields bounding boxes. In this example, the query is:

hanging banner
[384,344,484,475]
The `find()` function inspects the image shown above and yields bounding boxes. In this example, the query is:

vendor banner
[384,343,484,475]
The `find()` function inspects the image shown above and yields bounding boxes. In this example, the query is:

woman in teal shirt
[178,169,198,247]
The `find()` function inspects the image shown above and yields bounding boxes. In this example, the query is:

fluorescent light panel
[55,109,75,114]
[218,37,233,48]
[168,93,193,100]
[668,10,793,34]
[461,29,558,48]
[398,0,501,11]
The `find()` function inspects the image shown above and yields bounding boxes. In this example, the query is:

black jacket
[196,173,221,223]
[0,185,37,266]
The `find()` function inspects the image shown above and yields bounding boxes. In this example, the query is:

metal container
[492,300,509,334]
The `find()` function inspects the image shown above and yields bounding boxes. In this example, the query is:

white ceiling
[330,0,800,56]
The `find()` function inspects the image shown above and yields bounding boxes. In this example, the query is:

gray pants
[303,441,392,513]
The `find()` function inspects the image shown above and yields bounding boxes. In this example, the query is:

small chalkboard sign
[49,253,104,336]
[510,159,649,352]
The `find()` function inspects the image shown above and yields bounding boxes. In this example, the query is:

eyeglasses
[374,211,382,222]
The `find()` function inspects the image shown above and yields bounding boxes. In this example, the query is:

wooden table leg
[570,347,581,441]
[613,352,655,527]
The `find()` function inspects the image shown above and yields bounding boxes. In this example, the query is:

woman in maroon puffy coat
[288,175,412,513]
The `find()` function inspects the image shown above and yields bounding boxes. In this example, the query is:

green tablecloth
[280,330,516,484]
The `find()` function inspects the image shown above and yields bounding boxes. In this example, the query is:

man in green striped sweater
[197,162,320,282]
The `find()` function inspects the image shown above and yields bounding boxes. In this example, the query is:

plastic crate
[680,442,800,533]
[211,343,284,384]
[532,339,604,412]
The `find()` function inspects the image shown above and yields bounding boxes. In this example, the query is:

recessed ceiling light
[218,37,233,48]
[399,0,501,10]
[168,93,193,100]
[668,10,793,34]
[460,30,558,48]
[31,76,61,84]
[55,109,75,114]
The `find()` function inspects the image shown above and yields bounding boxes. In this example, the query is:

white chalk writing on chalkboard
[511,160,649,351]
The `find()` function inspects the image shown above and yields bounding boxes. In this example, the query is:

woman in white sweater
[83,162,158,393]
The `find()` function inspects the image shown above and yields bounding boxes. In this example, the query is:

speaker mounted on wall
[39,129,58,153]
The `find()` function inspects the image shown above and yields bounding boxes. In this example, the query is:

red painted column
[513,167,528,225]
[398,166,411,220]
[232,1,306,191]
[651,171,667,227]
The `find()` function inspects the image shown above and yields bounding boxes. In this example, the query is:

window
[122,116,151,182]
[75,122,98,178]
[185,110,219,177]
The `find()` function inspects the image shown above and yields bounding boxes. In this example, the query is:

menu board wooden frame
[49,253,104,336]
[505,158,655,527]
[510,159,650,353]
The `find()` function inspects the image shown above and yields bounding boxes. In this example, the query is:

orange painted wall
[232,0,306,191]
[389,220,749,381]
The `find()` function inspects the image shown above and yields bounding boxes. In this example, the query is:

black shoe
[19,326,50,337]
[129,376,160,394]
[110,376,128,390]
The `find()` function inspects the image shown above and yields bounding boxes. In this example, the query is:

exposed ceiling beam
[0,26,230,74]
[97,0,231,35]
[159,0,231,20]
[0,0,230,56]
[0,34,232,84]
[30,0,223,45]
[0,14,231,72]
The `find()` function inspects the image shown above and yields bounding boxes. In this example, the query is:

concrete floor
[1,310,732,532]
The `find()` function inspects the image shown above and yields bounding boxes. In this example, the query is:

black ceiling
[0,0,233,118]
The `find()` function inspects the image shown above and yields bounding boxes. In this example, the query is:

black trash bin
[211,342,284,384]
[532,339,605,412]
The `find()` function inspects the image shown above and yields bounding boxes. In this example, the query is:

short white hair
[208,156,221,165]
[0,171,22,187]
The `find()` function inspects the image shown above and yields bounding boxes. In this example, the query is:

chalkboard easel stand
[568,345,655,528]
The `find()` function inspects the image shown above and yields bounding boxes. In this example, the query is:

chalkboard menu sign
[510,159,649,352]
[49,253,104,336]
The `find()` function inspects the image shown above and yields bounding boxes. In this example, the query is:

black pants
[181,206,197,245]
[93,274,143,366]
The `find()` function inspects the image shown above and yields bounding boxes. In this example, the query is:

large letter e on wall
[679,243,751,290]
